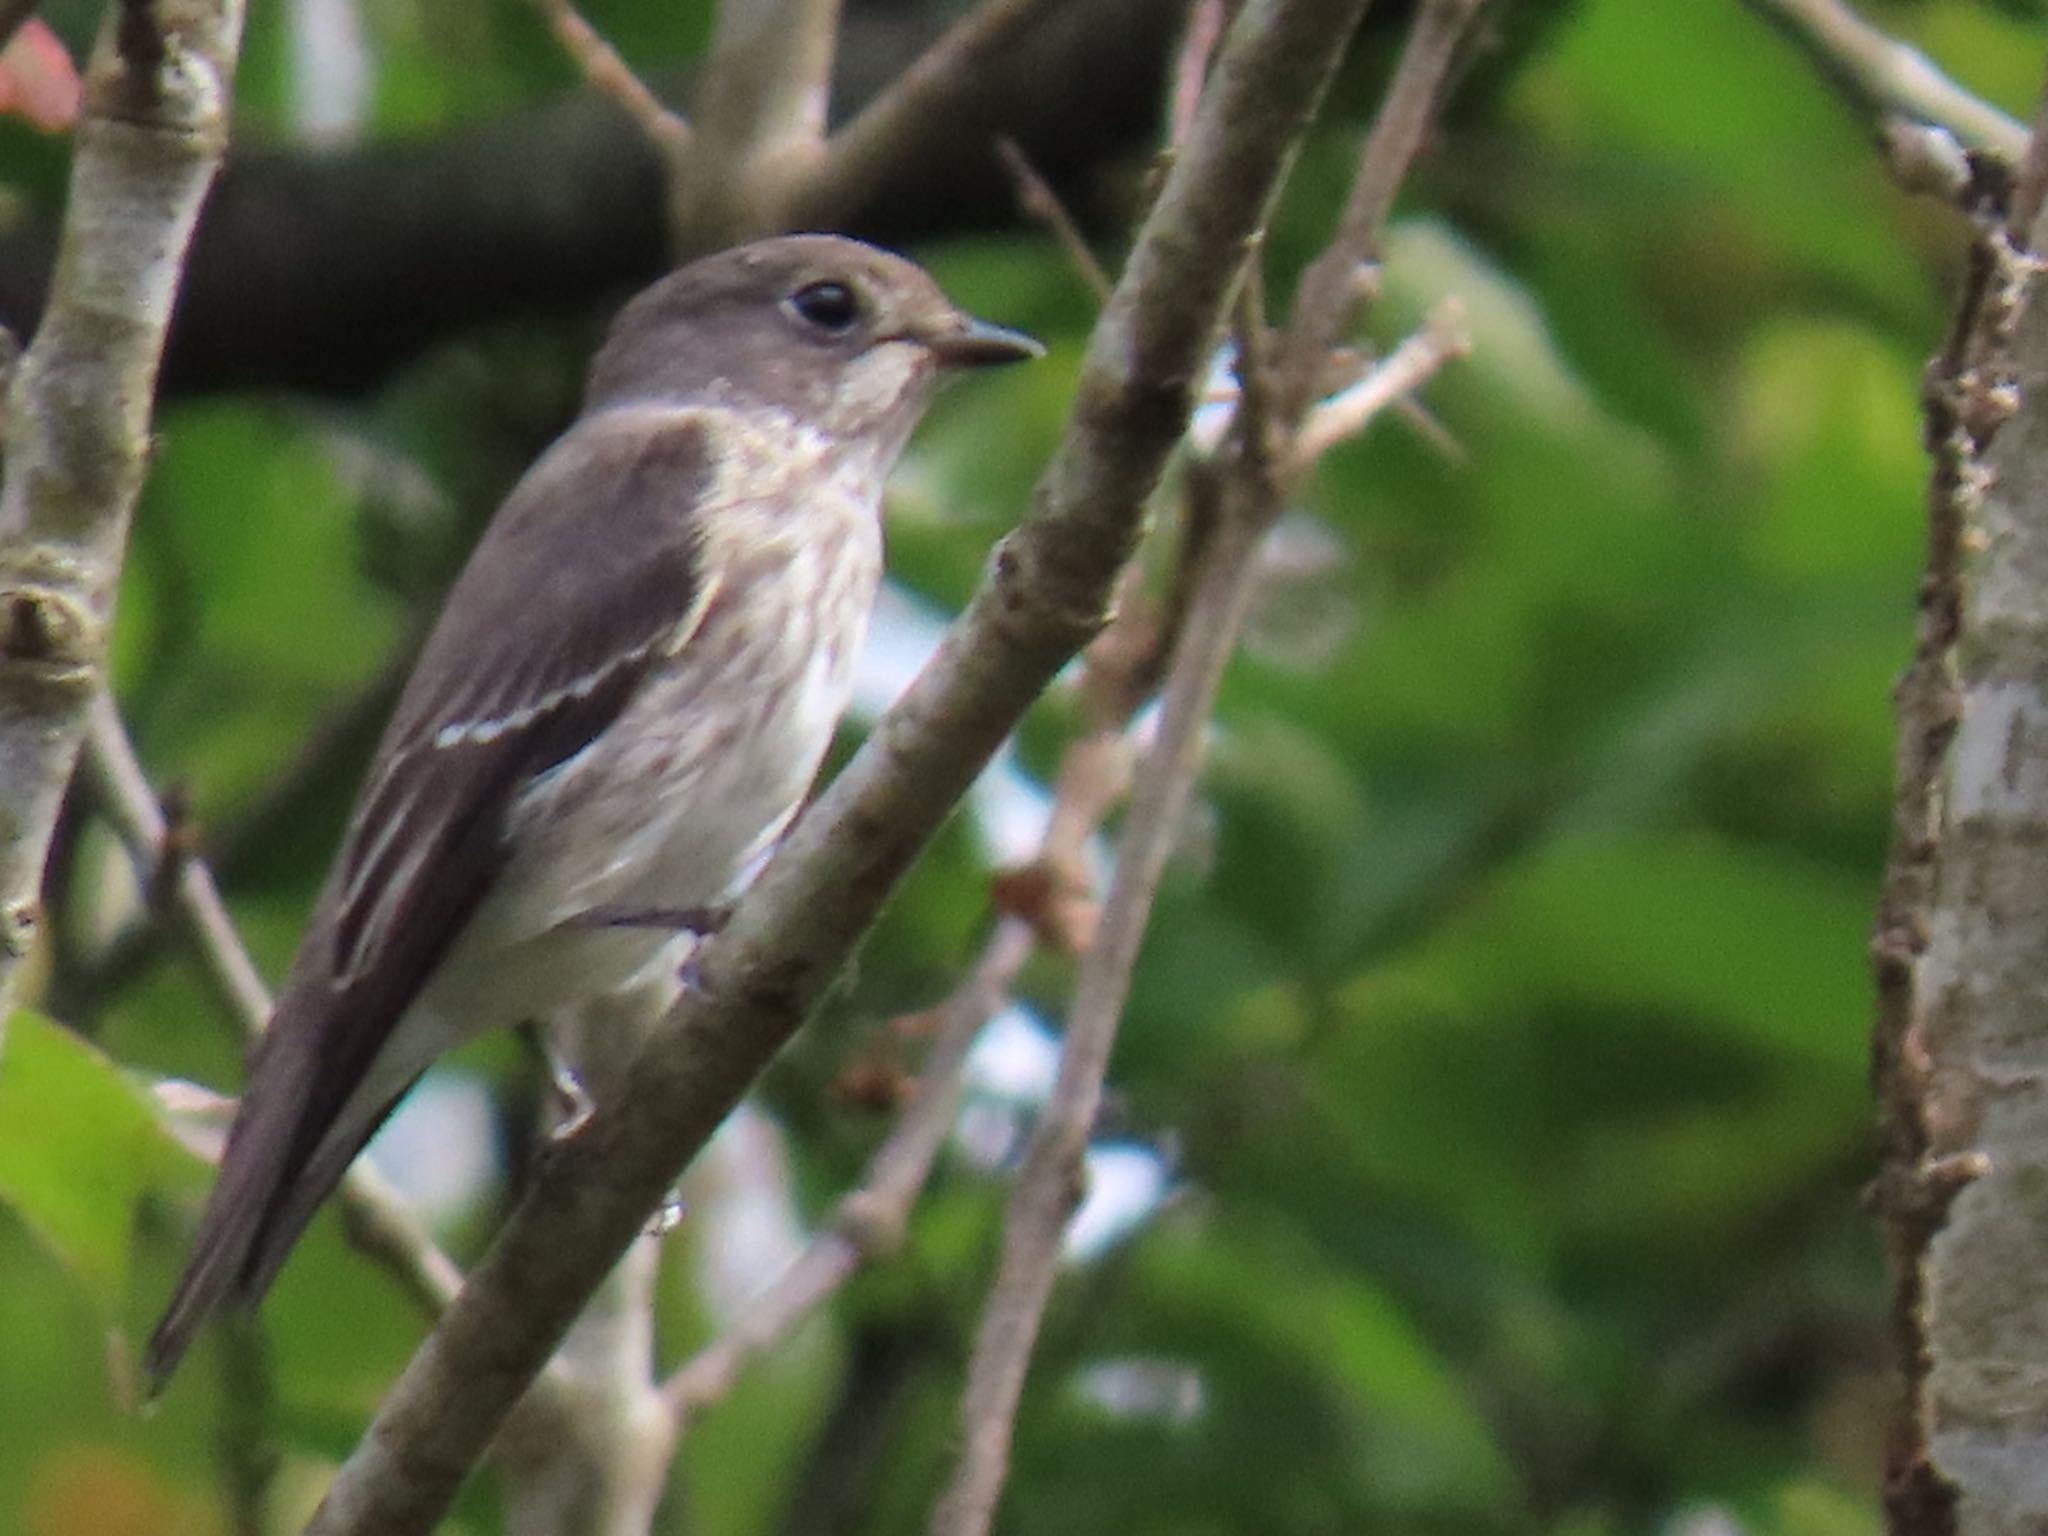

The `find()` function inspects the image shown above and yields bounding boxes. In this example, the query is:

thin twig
[678,0,844,241]
[83,699,267,1026]
[1292,298,1470,465]
[1276,0,1485,429]
[802,0,1077,226]
[693,0,841,155]
[1741,0,2026,162]
[928,3,1483,1523]
[215,1310,278,1536]
[532,0,690,168]
[1171,0,1230,146]
[927,300,1470,1536]
[81,696,464,1318]
[997,137,1112,302]
[662,919,1032,1421]
[303,0,1370,1527]
[927,490,1267,1536]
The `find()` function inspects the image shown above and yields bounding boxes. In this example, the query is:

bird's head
[586,234,1042,445]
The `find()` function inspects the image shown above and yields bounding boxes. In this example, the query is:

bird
[143,233,1040,1390]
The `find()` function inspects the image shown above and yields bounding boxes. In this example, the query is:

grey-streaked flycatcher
[144,234,1039,1389]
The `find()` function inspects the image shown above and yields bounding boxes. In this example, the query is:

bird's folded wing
[146,410,725,1385]
[288,409,721,1192]
[329,403,720,1064]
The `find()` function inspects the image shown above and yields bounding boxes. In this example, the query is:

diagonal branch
[928,0,1484,1521]
[660,549,1175,1428]
[662,918,1031,1423]
[1293,298,1468,467]
[997,137,1113,304]
[302,0,1372,1529]
[532,0,691,170]
[678,0,846,241]
[1740,0,2026,162]
[798,0,1079,229]
[926,498,1269,1536]
[1276,0,1485,429]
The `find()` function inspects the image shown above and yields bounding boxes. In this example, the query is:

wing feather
[145,407,723,1387]
[331,408,716,983]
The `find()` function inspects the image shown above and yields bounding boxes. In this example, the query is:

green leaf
[1349,833,1875,1071]
[1129,1211,1520,1516]
[0,1012,201,1311]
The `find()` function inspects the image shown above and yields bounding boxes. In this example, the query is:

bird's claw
[677,951,713,996]
[548,1062,595,1142]
[645,1190,687,1238]
[573,902,733,937]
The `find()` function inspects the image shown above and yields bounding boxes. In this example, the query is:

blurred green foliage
[0,0,2030,1532]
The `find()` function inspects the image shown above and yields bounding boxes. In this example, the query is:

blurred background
[0,0,2036,1531]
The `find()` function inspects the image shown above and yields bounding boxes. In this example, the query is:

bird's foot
[645,1189,688,1238]
[548,1061,595,1142]
[677,950,713,996]
[573,902,733,937]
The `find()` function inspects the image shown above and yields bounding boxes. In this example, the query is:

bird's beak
[918,313,1045,369]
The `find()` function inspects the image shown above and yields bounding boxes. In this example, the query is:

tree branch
[1276,0,1485,428]
[300,0,1370,1528]
[1292,298,1468,467]
[1869,68,2048,1536]
[0,0,248,1038]
[702,0,842,154]
[928,309,1467,1536]
[926,494,1268,1536]
[797,0,1079,229]
[928,0,1483,1518]
[1740,0,2027,162]
[532,0,690,170]
[660,472,1178,1431]
[996,137,1112,304]
[0,0,1184,398]
[672,0,845,243]
[662,919,1031,1422]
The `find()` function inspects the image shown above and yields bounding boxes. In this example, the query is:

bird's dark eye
[787,280,863,335]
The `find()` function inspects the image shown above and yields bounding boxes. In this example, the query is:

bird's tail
[143,1167,270,1395]
[143,1018,341,1396]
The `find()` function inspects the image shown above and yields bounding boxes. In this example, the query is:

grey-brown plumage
[144,234,1038,1390]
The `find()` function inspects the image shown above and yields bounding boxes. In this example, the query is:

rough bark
[0,0,247,1025]
[1873,82,2048,1536]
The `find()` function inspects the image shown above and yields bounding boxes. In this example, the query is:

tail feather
[237,1090,405,1308]
[144,1011,332,1395]
[145,1047,416,1393]
[143,1170,271,1395]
